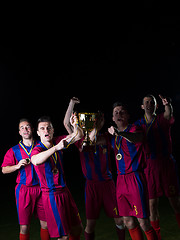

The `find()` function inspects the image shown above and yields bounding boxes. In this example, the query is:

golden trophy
[78,112,97,146]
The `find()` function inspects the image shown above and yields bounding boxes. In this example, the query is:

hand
[159,94,169,106]
[71,97,80,104]
[70,113,78,127]
[17,159,30,169]
[108,126,115,135]
[55,139,68,151]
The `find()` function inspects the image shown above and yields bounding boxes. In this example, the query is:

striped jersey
[111,124,146,175]
[31,136,66,193]
[2,141,39,186]
[75,133,113,181]
[135,113,174,161]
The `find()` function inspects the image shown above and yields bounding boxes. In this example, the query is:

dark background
[1,6,180,204]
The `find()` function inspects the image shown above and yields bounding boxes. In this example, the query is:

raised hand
[159,94,169,105]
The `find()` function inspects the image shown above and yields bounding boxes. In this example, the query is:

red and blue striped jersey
[135,113,174,160]
[31,136,66,193]
[2,141,39,186]
[76,133,113,181]
[111,124,146,175]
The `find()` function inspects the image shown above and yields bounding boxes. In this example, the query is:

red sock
[145,227,158,240]
[69,234,81,240]
[128,225,144,240]
[150,220,161,240]
[40,228,50,240]
[19,233,30,240]
[116,226,125,240]
[175,213,180,228]
[84,231,95,240]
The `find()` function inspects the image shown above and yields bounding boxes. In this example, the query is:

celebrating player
[135,94,180,239]
[64,97,125,240]
[30,115,84,240]
[1,118,49,240]
[108,102,158,240]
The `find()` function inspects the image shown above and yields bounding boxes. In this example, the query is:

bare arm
[159,94,173,120]
[63,97,80,134]
[2,159,29,174]
[108,126,143,143]
[31,116,83,166]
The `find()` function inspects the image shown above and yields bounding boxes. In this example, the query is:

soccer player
[1,118,49,240]
[135,94,180,239]
[108,102,158,240]
[64,97,125,240]
[30,115,84,240]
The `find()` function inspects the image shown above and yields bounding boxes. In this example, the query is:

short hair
[19,118,32,129]
[112,101,129,112]
[37,116,52,129]
[142,94,157,105]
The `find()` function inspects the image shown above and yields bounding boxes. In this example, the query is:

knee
[138,218,151,232]
[40,220,48,229]
[114,217,124,227]
[20,225,29,234]
[85,220,96,233]
[123,217,136,229]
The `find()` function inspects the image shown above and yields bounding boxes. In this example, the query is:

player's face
[142,97,157,115]
[112,106,129,127]
[19,121,33,139]
[37,122,54,143]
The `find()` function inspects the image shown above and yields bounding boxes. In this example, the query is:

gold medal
[116,153,122,160]
[52,167,59,174]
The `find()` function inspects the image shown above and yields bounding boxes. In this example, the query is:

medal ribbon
[41,143,58,166]
[19,140,34,156]
[144,114,156,135]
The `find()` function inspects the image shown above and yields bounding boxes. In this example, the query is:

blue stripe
[126,141,139,172]
[15,183,22,223]
[134,172,148,218]
[12,145,26,184]
[84,152,92,180]
[49,193,65,237]
[104,145,112,179]
[94,147,104,181]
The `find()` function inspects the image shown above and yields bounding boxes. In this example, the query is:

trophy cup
[78,112,97,147]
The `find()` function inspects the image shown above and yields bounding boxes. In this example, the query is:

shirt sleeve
[1,148,16,167]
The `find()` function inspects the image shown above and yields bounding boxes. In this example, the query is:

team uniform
[31,136,81,238]
[135,113,180,199]
[1,140,46,225]
[110,124,149,219]
[75,133,119,219]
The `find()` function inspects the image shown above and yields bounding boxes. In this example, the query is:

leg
[168,196,180,227]
[19,225,30,240]
[138,218,158,240]
[114,217,125,240]
[69,223,83,240]
[84,219,96,240]
[40,220,50,240]
[124,216,144,240]
[149,198,161,240]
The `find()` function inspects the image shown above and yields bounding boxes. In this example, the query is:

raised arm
[159,94,173,120]
[63,97,80,134]
[31,115,83,166]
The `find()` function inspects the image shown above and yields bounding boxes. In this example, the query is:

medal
[52,167,59,174]
[25,158,30,164]
[116,153,122,160]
